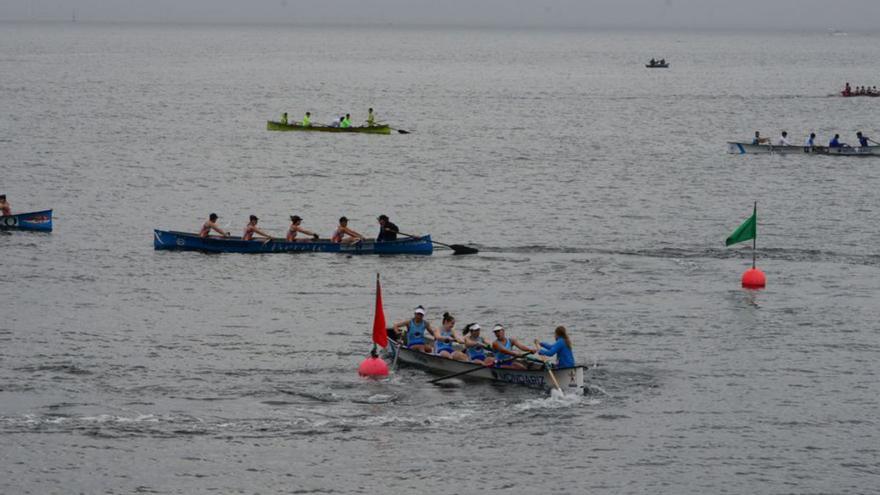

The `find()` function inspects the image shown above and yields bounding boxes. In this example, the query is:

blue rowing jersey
[539,337,575,368]
[466,338,486,360]
[493,339,514,363]
[406,319,426,346]
[830,137,841,148]
[859,136,869,147]
[435,329,454,353]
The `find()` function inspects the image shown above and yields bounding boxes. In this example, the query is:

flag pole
[752,201,757,269]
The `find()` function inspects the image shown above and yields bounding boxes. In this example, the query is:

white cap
[414,306,426,315]
[493,324,504,332]
[471,324,481,331]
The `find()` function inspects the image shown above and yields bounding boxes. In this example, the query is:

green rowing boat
[266,121,391,135]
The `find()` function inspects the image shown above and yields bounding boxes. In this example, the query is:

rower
[302,112,311,127]
[844,82,851,96]
[829,134,843,148]
[649,58,656,66]
[0,194,11,216]
[856,132,870,147]
[752,131,769,145]
[281,112,288,125]
[366,108,376,126]
[804,132,816,149]
[659,58,665,65]
[535,326,575,369]
[330,216,365,244]
[462,324,493,365]
[199,213,229,238]
[491,324,535,370]
[392,306,434,353]
[341,114,352,128]
[243,215,273,241]
[433,312,468,361]
[376,214,399,242]
[775,131,791,146]
[287,215,319,242]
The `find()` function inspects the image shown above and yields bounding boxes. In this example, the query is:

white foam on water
[515,389,598,412]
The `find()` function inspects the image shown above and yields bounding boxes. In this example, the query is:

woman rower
[0,194,11,216]
[331,216,365,244]
[392,306,434,353]
[286,215,319,242]
[243,215,273,241]
[535,326,575,369]
[462,324,493,366]
[491,324,536,370]
[433,312,468,361]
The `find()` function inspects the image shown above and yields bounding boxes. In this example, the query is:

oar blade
[449,244,479,255]
[397,129,410,134]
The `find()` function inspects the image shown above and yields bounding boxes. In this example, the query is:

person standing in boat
[376,214,399,242]
[856,132,870,147]
[775,131,791,146]
[392,306,434,353]
[0,194,11,216]
[301,112,311,127]
[280,112,288,125]
[804,132,817,150]
[243,215,273,241]
[331,216,365,244]
[829,134,843,148]
[462,324,494,366]
[199,213,229,238]
[535,326,575,369]
[286,215,319,242]
[341,114,352,128]
[752,131,769,145]
[433,312,468,361]
[366,108,376,126]
[491,324,536,370]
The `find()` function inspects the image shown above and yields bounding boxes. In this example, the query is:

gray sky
[4,0,879,31]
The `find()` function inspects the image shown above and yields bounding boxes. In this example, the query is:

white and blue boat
[0,210,53,232]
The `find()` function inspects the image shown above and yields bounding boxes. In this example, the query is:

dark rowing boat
[153,230,433,255]
[0,210,53,232]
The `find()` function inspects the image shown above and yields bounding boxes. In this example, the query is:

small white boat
[387,339,588,394]
[727,142,880,156]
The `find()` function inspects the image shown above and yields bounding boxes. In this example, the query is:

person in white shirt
[804,132,816,148]
[776,131,791,146]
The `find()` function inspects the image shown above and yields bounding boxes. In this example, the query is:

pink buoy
[358,356,389,377]
[741,267,766,289]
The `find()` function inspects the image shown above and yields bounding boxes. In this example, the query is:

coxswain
[535,326,575,369]
[752,131,769,145]
[392,306,434,353]
[856,132,870,147]
[0,194,11,216]
[462,324,494,365]
[376,214,399,242]
[433,312,468,361]
[302,112,311,127]
[243,215,273,241]
[287,215,319,242]
[491,324,536,370]
[341,114,352,128]
[330,216,365,244]
[829,134,843,148]
[280,112,288,125]
[804,132,817,149]
[367,108,376,126]
[199,213,229,238]
[775,131,791,146]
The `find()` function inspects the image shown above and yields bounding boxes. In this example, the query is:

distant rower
[829,134,842,148]
[280,112,288,125]
[367,108,376,126]
[199,213,229,238]
[776,131,791,146]
[752,131,769,145]
[243,215,273,241]
[856,132,870,147]
[331,216,365,244]
[302,112,311,127]
[804,132,816,148]
[377,214,399,242]
[341,114,352,128]
[0,194,11,216]
[287,215,319,242]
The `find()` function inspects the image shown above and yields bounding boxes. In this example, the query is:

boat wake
[514,389,597,412]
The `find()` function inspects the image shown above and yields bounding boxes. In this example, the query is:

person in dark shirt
[377,214,399,242]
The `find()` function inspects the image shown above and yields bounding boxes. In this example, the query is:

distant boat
[0,210,53,232]
[646,61,669,68]
[267,121,392,134]
[727,142,880,156]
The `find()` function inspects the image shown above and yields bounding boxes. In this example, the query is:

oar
[375,121,410,134]
[428,363,492,384]
[544,362,563,394]
[398,231,478,255]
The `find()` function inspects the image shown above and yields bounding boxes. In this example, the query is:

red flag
[372,274,388,348]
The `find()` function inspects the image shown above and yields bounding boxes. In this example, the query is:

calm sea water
[2,22,880,494]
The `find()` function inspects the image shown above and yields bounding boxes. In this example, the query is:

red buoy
[741,267,766,289]
[358,356,389,377]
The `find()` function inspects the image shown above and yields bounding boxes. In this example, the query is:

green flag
[725,203,757,247]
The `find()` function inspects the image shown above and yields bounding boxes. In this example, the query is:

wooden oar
[544,362,563,394]
[397,231,478,255]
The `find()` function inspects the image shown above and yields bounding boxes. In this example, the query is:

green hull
[266,121,391,134]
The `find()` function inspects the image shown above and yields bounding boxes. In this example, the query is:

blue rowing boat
[153,230,433,255]
[0,210,53,232]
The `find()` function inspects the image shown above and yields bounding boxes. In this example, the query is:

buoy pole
[752,202,757,270]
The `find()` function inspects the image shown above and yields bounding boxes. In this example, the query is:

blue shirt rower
[536,326,575,369]
[392,306,434,353]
